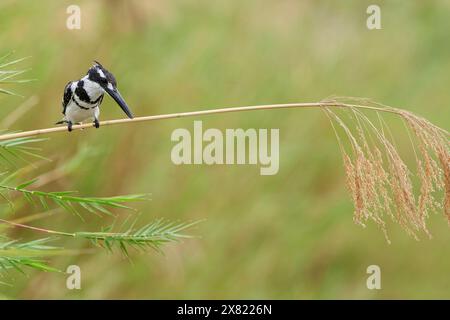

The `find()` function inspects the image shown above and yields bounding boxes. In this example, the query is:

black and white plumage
[57,61,133,131]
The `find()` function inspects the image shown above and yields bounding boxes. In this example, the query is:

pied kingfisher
[57,61,134,131]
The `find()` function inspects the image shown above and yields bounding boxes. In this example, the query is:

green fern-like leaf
[0,53,33,97]
[75,219,201,256]
[0,237,61,274]
[0,178,149,217]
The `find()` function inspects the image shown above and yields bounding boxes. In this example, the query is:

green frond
[0,53,32,97]
[75,219,201,256]
[0,217,200,277]
[0,136,49,166]
[0,88,23,97]
[0,237,61,275]
[0,179,149,217]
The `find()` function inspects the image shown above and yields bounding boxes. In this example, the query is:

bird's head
[87,61,134,119]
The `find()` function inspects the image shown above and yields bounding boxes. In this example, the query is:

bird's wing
[62,81,74,115]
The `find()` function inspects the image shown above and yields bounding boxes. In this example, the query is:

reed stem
[0,101,399,141]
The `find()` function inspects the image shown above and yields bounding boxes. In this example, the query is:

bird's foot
[67,121,73,132]
[93,119,100,129]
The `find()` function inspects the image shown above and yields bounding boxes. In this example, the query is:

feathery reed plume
[323,97,449,241]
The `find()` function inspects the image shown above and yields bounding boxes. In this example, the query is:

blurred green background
[0,0,449,299]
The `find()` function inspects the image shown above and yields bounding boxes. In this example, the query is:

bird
[56,61,134,132]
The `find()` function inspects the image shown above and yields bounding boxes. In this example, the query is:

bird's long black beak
[105,87,134,119]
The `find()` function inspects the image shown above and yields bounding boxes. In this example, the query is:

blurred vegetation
[0,0,449,298]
